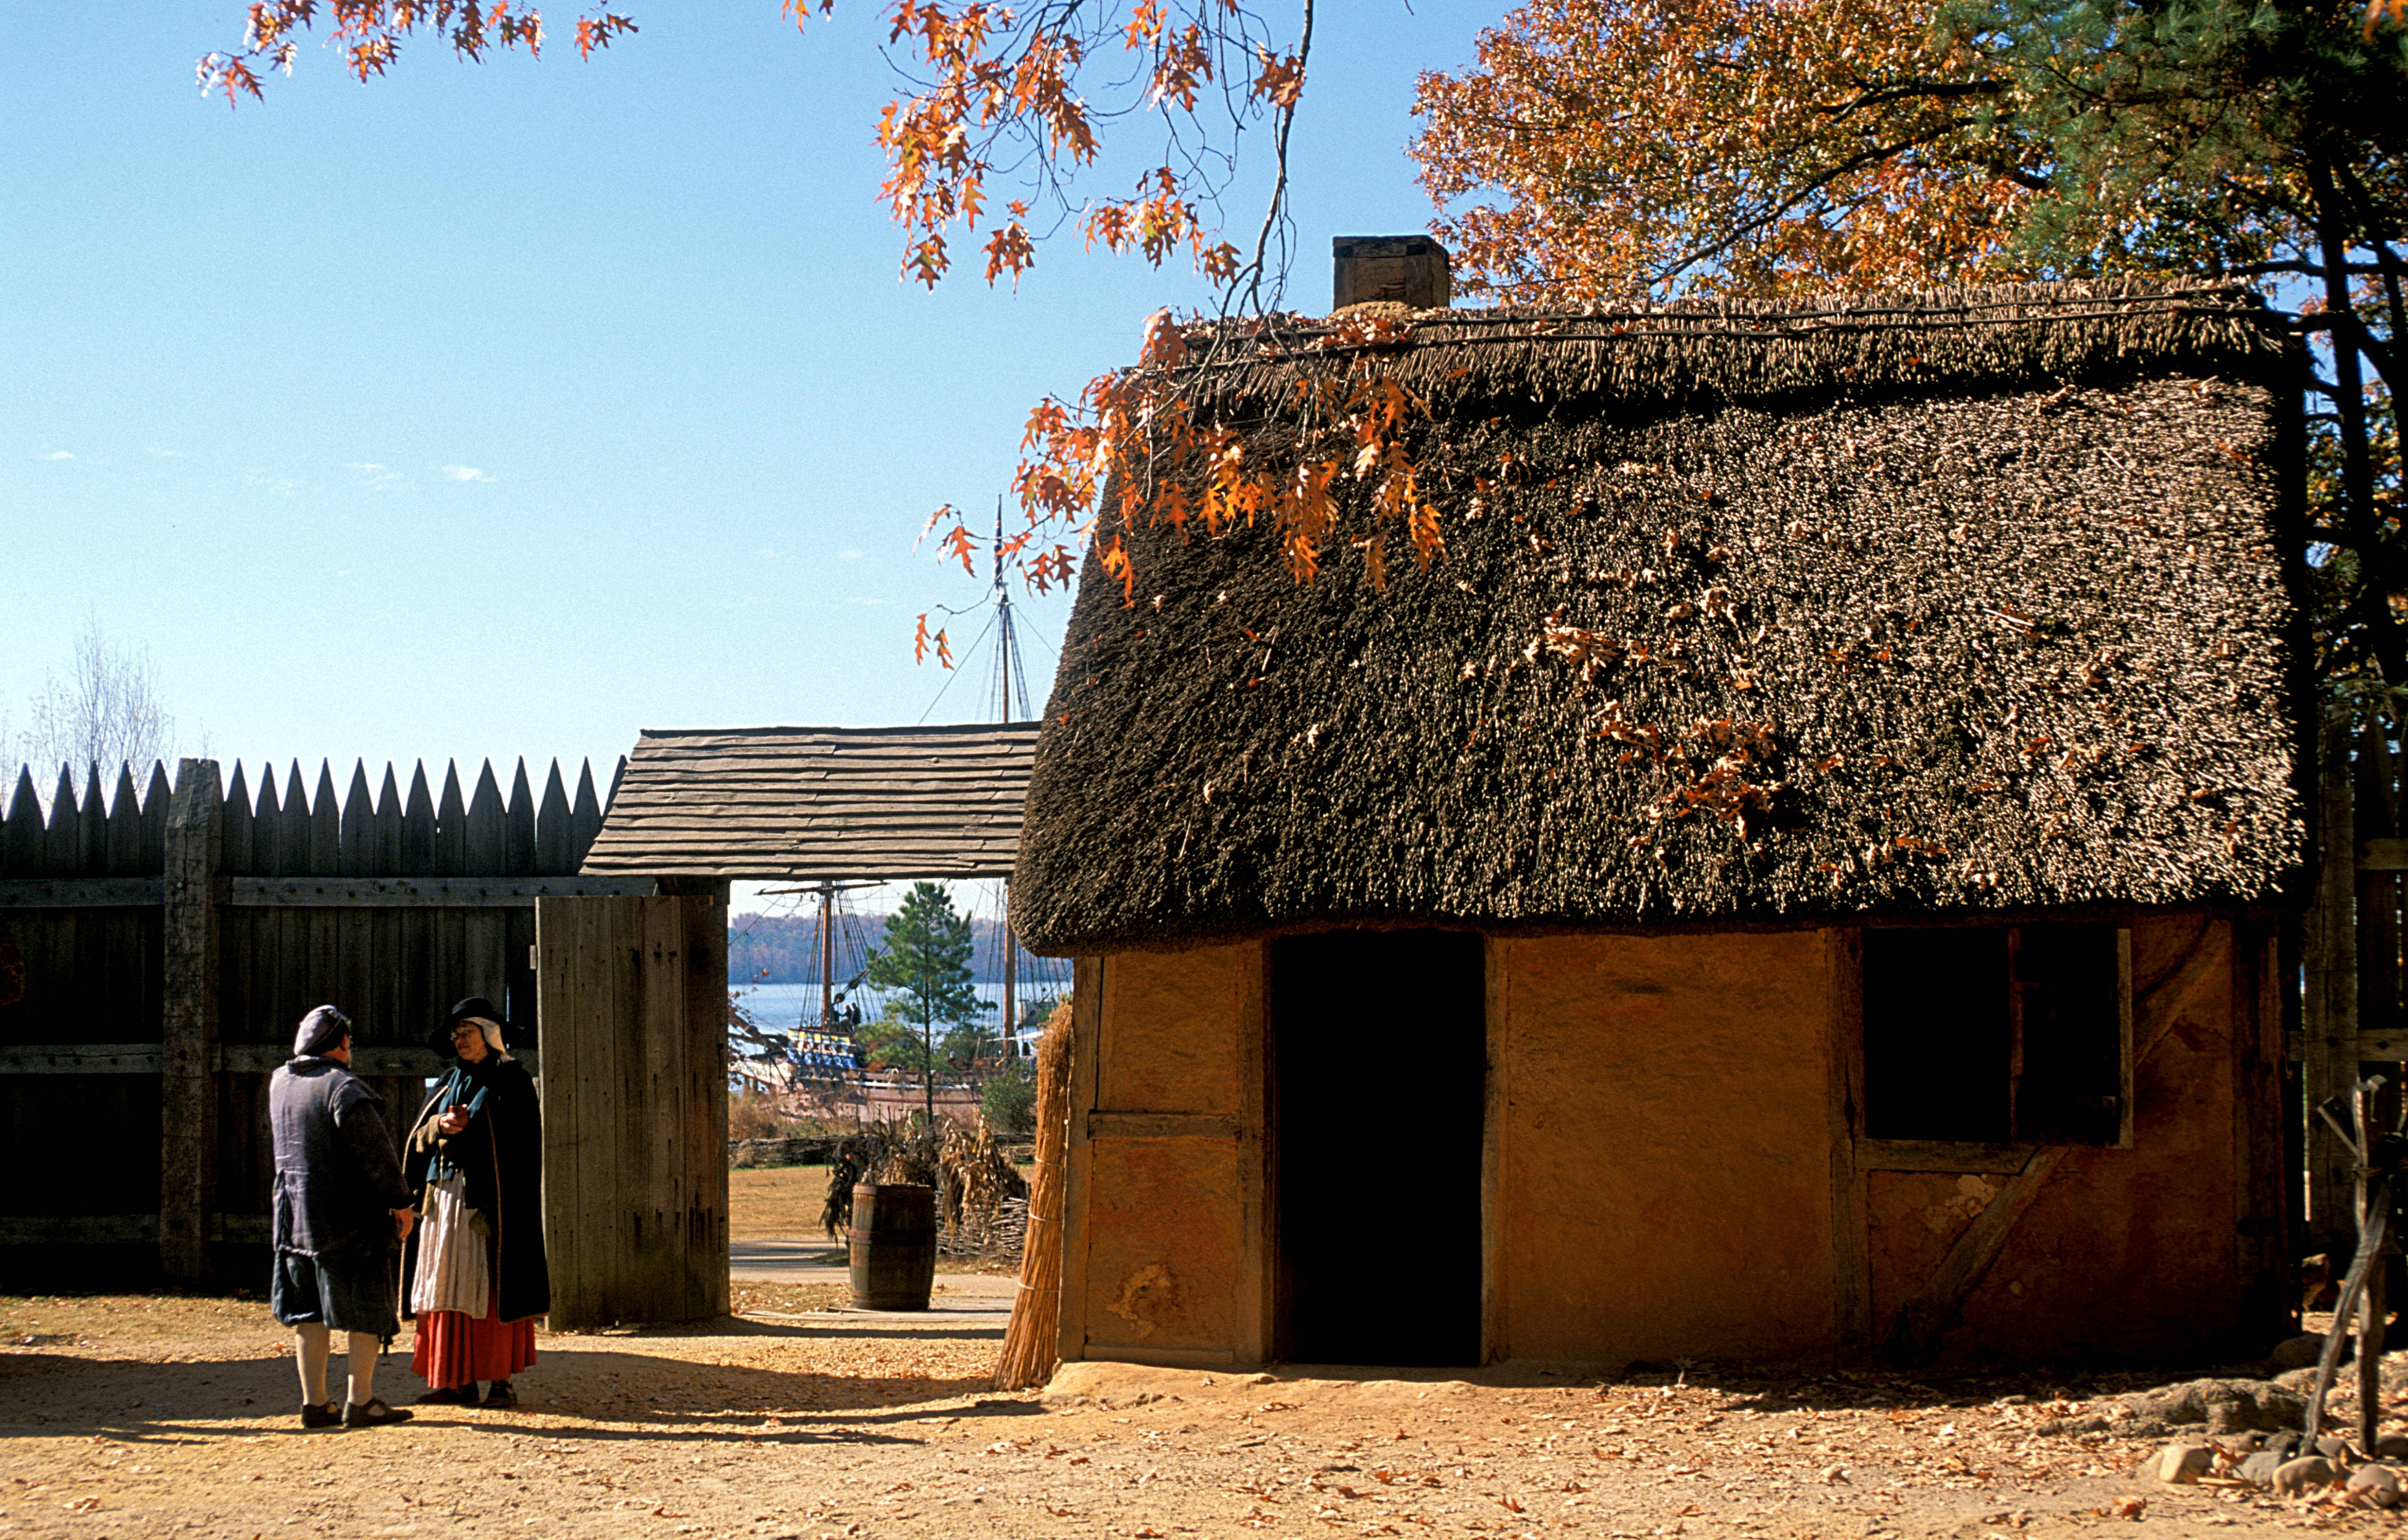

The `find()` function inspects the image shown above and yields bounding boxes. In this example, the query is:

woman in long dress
[403,995,550,1407]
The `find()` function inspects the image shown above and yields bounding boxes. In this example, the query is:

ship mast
[819,881,835,1028]
[995,497,1018,1059]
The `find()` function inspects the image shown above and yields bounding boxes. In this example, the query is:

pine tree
[862,882,982,1127]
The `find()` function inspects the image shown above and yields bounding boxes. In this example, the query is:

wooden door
[535,894,729,1329]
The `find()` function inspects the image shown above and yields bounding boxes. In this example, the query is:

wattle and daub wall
[1063,918,2284,1368]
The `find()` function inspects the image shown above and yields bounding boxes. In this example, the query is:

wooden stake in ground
[995,1002,1075,1390]
[2306,1078,2396,1449]
[2358,1078,2389,1457]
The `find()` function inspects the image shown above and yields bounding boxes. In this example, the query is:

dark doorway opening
[1271,928,1485,1366]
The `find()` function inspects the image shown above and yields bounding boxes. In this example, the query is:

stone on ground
[2114,1378,2306,1437]
[2275,1455,2339,1496]
[2349,1463,2403,1507]
[2152,1444,2212,1484]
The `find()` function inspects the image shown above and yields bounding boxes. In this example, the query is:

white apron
[409,1176,492,1317]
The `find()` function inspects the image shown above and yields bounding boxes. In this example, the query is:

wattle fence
[0,754,654,1288]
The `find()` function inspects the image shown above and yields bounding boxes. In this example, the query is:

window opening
[1862,924,2130,1147]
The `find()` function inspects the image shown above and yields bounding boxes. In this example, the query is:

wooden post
[2359,1079,2388,1455]
[2306,714,2360,1259]
[160,757,222,1284]
[1002,885,1017,1058]
[1056,954,1104,1366]
[1826,926,1871,1364]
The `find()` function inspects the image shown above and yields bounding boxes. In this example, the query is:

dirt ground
[4,1291,2401,1540]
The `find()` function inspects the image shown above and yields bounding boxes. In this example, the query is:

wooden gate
[535,892,730,1329]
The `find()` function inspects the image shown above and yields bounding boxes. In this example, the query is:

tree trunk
[2311,160,2405,683]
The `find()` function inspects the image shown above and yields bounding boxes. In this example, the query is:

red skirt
[412,1298,538,1389]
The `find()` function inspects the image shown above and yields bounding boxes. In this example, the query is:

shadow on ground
[1222,1358,2224,1416]
[0,1330,1042,1449]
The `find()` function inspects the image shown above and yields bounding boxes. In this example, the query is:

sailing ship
[728,502,1070,1116]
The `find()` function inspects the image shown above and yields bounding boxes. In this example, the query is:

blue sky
[1,0,1503,817]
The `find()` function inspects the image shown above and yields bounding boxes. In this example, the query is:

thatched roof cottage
[1011,280,2304,1369]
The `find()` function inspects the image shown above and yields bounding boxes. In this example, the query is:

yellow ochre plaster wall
[1064,917,2273,1371]
[1487,931,1841,1366]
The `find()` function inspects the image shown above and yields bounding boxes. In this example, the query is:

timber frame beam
[0,875,658,909]
[159,758,221,1286]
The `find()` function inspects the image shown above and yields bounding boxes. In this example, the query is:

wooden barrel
[848,1182,937,1310]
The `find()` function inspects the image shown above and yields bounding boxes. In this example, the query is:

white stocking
[345,1331,380,1407]
[293,1324,330,1406]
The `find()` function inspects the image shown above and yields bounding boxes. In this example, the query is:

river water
[733,979,1066,1043]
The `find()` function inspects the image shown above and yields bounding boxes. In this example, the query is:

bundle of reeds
[994,1001,1075,1390]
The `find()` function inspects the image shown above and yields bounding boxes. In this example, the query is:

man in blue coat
[269,1005,417,1428]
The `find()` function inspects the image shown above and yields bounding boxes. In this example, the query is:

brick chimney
[1332,235,1452,311]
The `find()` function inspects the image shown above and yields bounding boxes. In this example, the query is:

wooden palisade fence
[0,754,656,1288]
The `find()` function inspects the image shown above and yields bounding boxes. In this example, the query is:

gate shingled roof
[580,723,1042,882]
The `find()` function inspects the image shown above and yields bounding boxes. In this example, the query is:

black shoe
[342,1397,413,1428]
[414,1386,477,1405]
[482,1380,517,1408]
[299,1400,341,1429]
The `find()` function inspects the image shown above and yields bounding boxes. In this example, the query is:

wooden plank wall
[0,753,624,1285]
[0,764,168,1275]
[537,892,730,1329]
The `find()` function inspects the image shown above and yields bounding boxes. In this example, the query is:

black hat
[446,996,509,1057]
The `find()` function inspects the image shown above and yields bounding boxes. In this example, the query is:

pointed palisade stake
[505,757,536,877]
[536,759,572,874]
[374,764,403,876]
[434,762,468,873]
[309,761,340,876]
[341,761,375,877]
[569,760,602,869]
[107,763,142,874]
[4,767,42,874]
[45,765,81,875]
[221,762,253,875]
[140,762,170,871]
[403,762,436,876]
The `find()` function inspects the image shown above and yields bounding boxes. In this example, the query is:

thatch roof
[1010,281,2306,954]
[582,724,1040,882]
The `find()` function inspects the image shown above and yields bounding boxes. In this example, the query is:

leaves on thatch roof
[1010,282,2305,954]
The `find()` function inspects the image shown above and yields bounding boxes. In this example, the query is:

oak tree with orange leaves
[1411,0,2405,692]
